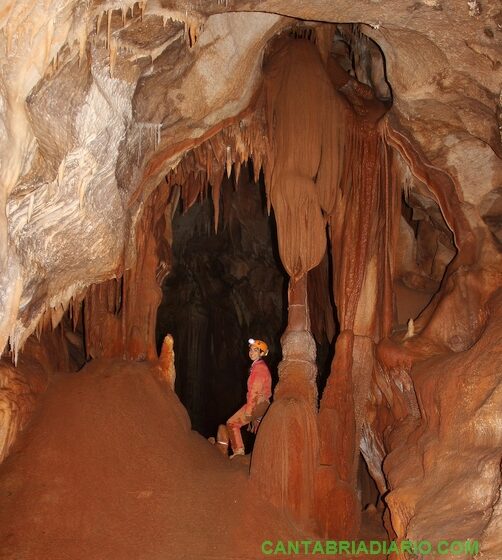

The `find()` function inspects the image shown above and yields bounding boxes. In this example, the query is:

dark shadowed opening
[156,165,288,438]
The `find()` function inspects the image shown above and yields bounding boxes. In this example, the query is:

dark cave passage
[156,167,288,437]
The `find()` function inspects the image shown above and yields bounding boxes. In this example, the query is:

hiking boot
[230,449,245,459]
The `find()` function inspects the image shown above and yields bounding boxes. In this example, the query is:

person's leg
[226,405,248,454]
[215,424,229,456]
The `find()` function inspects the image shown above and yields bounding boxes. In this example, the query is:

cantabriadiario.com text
[261,539,479,556]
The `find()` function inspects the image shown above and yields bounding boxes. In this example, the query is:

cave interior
[0,1,501,559]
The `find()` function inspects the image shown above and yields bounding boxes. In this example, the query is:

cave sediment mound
[0,359,300,560]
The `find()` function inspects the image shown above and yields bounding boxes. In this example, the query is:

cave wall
[0,325,72,463]
[244,32,501,557]
[1,0,500,359]
[83,183,170,361]
[0,1,501,556]
[0,3,283,357]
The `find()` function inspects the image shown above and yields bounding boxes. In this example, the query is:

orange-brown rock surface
[0,1,501,558]
[1,1,500,355]
[0,328,70,463]
[0,359,308,559]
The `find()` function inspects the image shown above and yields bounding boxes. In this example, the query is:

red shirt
[245,359,272,415]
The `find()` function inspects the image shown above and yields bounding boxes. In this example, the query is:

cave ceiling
[0,0,501,357]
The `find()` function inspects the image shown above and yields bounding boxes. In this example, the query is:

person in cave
[226,338,272,459]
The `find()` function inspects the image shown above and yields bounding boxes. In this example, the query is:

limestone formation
[0,1,501,557]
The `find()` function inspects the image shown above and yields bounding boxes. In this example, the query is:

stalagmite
[252,274,319,525]
[404,318,414,339]
[158,334,176,390]
[252,37,334,528]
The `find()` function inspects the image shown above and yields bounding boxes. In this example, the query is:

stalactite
[106,9,112,50]
[164,114,270,230]
[234,159,241,184]
[261,38,334,279]
[83,185,171,361]
[96,11,104,37]
[242,35,399,538]
[210,178,221,232]
[109,36,118,77]
[69,293,85,332]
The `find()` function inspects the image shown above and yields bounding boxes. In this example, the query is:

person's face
[249,346,261,361]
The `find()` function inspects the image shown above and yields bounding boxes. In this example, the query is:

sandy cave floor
[0,359,385,560]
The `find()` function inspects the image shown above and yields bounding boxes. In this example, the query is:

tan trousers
[226,400,269,453]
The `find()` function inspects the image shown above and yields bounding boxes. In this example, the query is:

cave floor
[0,359,385,559]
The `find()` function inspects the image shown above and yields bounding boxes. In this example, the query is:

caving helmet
[248,338,269,356]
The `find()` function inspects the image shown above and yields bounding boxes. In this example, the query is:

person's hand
[249,418,261,434]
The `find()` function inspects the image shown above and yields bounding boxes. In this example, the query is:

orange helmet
[248,338,269,356]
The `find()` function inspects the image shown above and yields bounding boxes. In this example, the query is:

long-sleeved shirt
[245,359,272,415]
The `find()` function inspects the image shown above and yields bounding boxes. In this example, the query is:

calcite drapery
[253,36,399,534]
[314,49,401,537]
[83,184,170,361]
[0,5,283,358]
[251,39,332,526]
[261,38,332,279]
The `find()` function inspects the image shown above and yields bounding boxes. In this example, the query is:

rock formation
[0,1,501,558]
